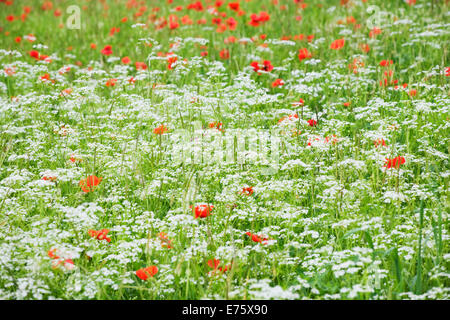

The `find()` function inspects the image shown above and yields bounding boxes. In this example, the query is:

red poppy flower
[278,114,298,124]
[135,61,147,70]
[307,119,317,127]
[194,204,214,218]
[250,61,260,73]
[226,17,237,30]
[187,1,203,11]
[88,229,111,243]
[42,1,53,10]
[69,155,82,163]
[42,175,57,182]
[261,60,273,72]
[228,2,240,11]
[219,49,230,60]
[249,12,270,27]
[158,232,173,249]
[224,36,237,44]
[29,50,40,60]
[240,187,254,196]
[207,259,220,270]
[207,259,231,274]
[121,56,131,64]
[379,60,393,67]
[4,67,16,76]
[100,45,113,56]
[374,139,387,148]
[169,21,179,29]
[79,175,102,193]
[250,60,273,74]
[384,156,405,169]
[40,73,53,82]
[298,48,312,62]
[106,78,117,87]
[51,258,74,270]
[167,55,178,69]
[153,124,168,135]
[245,232,269,245]
[369,27,382,38]
[48,248,60,259]
[109,27,120,36]
[259,12,270,22]
[330,38,345,50]
[271,79,284,88]
[136,266,158,280]
[63,259,74,270]
[208,121,223,131]
[360,43,370,53]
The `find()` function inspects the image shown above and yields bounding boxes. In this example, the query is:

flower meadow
[0,0,449,300]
